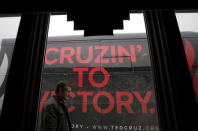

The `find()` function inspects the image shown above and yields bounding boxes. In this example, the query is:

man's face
[65,86,71,99]
[59,86,71,100]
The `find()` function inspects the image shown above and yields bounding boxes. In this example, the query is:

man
[39,81,72,131]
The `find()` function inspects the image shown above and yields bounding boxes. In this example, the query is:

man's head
[55,81,72,100]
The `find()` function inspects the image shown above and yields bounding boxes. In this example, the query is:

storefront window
[36,12,160,131]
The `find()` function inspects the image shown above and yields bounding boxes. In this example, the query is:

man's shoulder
[43,96,65,114]
[44,96,58,108]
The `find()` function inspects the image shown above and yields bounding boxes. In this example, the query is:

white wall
[176,13,198,33]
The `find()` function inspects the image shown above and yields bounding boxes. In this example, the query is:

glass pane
[175,12,198,101]
[0,16,21,116]
[36,12,160,131]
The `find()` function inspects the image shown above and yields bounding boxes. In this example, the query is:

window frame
[0,13,50,131]
[144,10,198,131]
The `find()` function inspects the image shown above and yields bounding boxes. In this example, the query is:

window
[175,12,198,101]
[36,12,160,131]
[0,16,21,116]
[0,9,195,131]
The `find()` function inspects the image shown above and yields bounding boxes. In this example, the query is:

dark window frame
[144,10,198,131]
[0,9,197,131]
[0,13,50,131]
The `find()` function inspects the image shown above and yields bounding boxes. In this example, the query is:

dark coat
[38,96,71,131]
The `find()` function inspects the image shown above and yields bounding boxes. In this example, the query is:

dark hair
[55,81,71,94]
